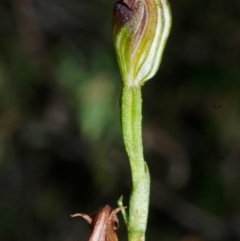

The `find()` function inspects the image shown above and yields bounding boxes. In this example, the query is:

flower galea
[113,0,171,86]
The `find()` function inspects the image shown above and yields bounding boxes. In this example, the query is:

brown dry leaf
[71,205,126,241]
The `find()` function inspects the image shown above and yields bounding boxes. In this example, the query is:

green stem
[121,85,150,241]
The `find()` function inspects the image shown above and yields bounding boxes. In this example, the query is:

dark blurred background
[0,0,240,240]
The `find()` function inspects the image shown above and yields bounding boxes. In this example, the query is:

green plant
[113,0,172,240]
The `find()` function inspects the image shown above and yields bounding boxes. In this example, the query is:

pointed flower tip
[113,0,172,86]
